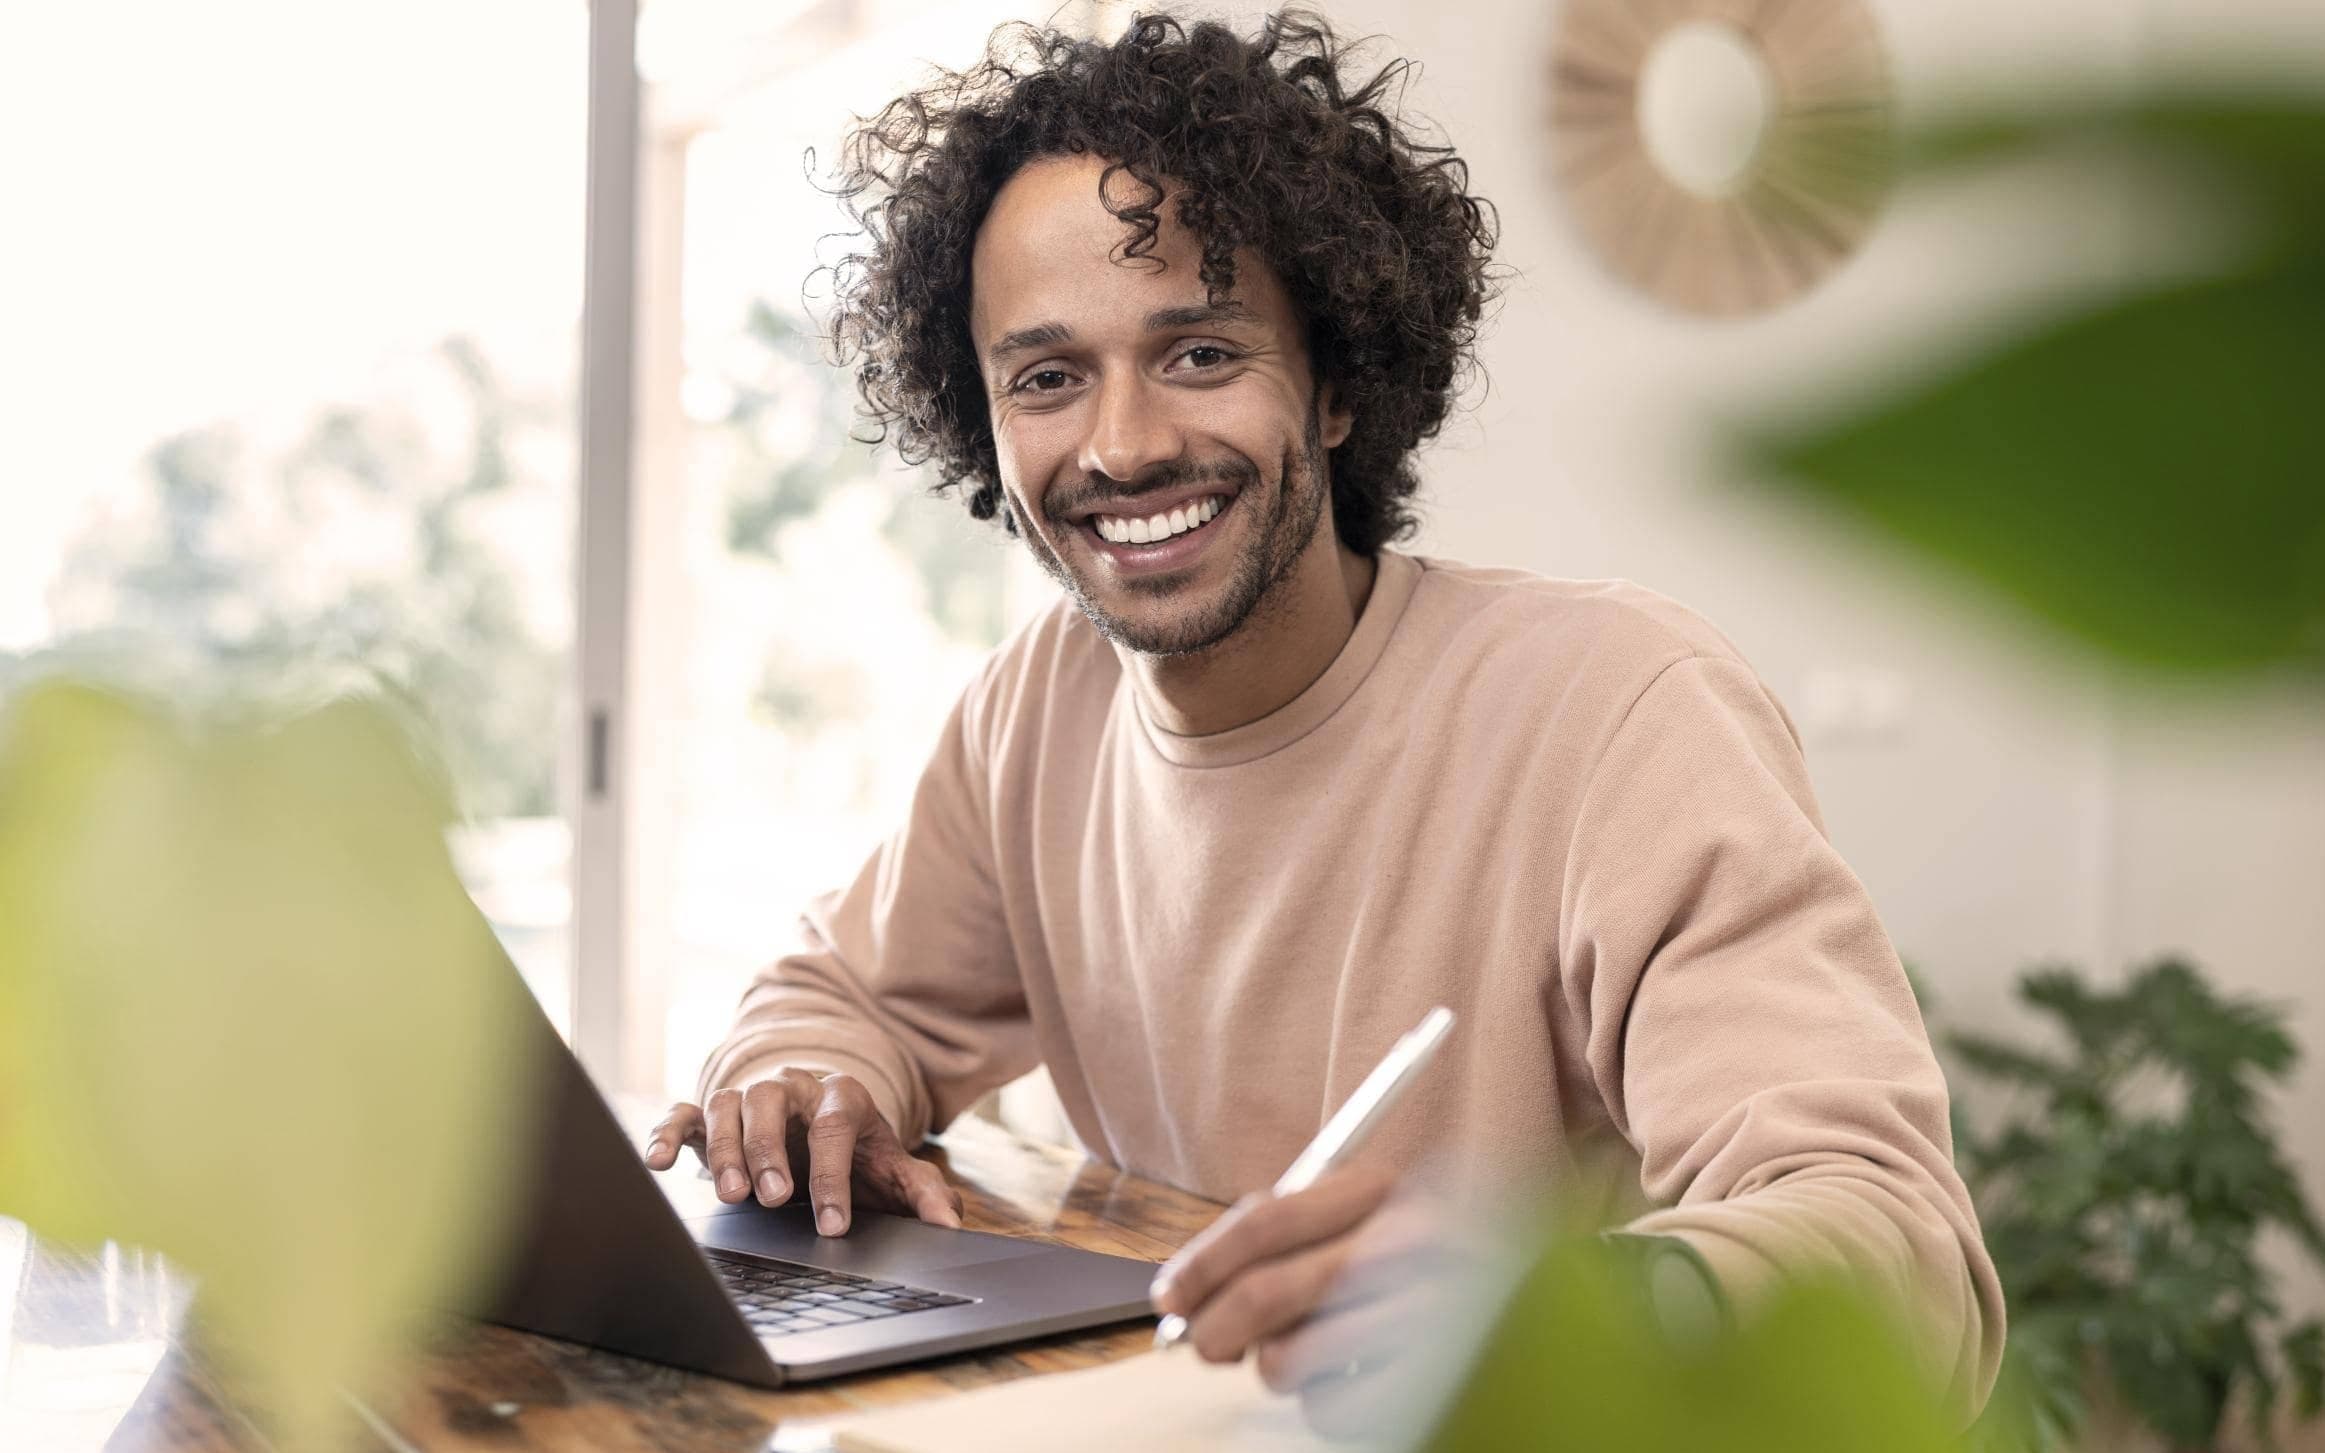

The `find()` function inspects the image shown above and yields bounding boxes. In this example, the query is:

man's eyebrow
[1140,301,1260,332]
[982,302,1262,372]
[985,321,1073,371]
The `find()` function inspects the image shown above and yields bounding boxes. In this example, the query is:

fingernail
[818,1205,845,1236]
[1149,1273,1175,1307]
[717,1168,747,1198]
[758,1171,785,1202]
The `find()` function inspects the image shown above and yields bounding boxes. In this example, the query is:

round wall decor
[1546,0,1895,316]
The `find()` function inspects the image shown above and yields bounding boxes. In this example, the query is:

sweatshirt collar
[1130,550,1422,769]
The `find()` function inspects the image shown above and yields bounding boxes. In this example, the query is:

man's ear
[1317,382,1354,451]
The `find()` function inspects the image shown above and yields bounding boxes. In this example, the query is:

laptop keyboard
[707,1252,974,1337]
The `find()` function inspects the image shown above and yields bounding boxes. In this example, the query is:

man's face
[969,154,1352,657]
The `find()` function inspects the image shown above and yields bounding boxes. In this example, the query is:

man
[644,7,2003,1424]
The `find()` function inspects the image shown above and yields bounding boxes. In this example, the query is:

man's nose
[1076,371,1185,484]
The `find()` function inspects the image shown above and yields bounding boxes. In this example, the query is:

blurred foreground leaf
[1741,91,2325,678]
[0,676,533,1446]
[1424,1233,1963,1452]
[1909,93,2325,256]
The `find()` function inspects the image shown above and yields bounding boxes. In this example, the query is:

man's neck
[1127,539,1379,738]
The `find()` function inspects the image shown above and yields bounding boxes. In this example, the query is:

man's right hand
[643,1068,963,1237]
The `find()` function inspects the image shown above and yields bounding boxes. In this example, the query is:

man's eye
[1016,369,1072,394]
[1181,346,1233,369]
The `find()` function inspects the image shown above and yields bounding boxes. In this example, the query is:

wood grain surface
[6,1116,1218,1453]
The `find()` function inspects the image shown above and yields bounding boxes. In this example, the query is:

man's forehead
[970,155,1279,348]
[977,153,1192,267]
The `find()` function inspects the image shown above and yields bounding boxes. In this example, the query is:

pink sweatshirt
[699,549,2003,1410]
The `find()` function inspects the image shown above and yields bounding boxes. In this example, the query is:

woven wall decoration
[1547,0,1895,316]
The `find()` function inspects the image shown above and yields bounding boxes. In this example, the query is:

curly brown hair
[818,7,1500,556]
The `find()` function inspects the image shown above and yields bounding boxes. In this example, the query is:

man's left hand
[1150,1163,1458,1437]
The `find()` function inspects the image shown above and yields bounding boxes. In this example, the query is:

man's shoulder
[1389,553,1788,761]
[1403,554,1753,683]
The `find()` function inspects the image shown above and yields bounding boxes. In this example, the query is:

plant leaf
[0,678,535,1446]
[1906,92,2325,256]
[1946,1032,2071,1093]
[1424,1236,1961,1453]
[1743,262,2325,677]
[2284,1322,2325,1418]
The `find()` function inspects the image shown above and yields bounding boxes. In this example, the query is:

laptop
[467,953,1161,1387]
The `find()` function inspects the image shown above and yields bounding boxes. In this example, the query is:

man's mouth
[1082,493,1229,547]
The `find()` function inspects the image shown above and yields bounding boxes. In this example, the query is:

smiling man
[975,157,1373,731]
[644,7,2003,1427]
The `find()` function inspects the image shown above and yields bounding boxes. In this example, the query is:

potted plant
[1950,959,2325,1452]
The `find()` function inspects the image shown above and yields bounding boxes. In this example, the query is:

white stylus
[1152,1005,1457,1351]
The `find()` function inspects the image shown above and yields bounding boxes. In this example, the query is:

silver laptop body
[470,949,1159,1386]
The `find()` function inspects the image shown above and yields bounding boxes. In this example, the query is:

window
[630,0,1107,1098]
[2,1,587,1030]
[3,0,1125,1099]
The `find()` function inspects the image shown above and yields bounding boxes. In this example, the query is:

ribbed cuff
[1598,1230,1731,1344]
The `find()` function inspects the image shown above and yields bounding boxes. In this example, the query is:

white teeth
[1092,494,1226,547]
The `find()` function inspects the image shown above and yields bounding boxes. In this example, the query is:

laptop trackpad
[687,1203,1046,1276]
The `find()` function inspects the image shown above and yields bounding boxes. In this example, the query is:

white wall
[2118,0,2325,1322]
[1188,0,2325,1306]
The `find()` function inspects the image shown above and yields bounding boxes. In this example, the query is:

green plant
[1425,1231,1962,1453]
[1950,958,2325,1452]
[0,673,533,1447]
[1742,88,2325,681]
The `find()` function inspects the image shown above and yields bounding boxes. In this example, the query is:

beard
[1023,407,1332,658]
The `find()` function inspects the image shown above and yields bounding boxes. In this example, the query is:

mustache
[1045,456,1261,522]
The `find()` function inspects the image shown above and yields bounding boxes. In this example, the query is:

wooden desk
[3,1118,1221,1452]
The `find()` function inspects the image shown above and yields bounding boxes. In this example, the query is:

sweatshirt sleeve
[1557,652,2005,1419]
[694,675,1035,1147]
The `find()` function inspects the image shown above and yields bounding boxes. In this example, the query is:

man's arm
[672,674,1037,1212]
[1560,653,2006,1420]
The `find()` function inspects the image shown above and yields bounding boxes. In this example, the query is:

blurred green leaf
[0,676,534,1447]
[1907,92,2325,256]
[1747,262,2325,676]
[1739,92,2325,679]
[2285,1322,2325,1418]
[1945,1032,2071,1094]
[1425,1234,1960,1452]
